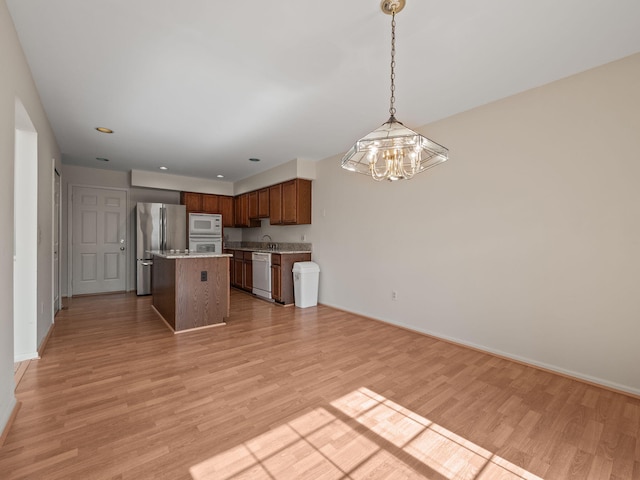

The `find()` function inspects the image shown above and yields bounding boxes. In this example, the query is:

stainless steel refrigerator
[136,203,186,295]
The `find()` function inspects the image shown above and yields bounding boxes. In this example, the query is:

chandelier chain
[389,10,396,118]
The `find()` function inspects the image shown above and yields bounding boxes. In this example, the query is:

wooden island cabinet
[151,252,231,332]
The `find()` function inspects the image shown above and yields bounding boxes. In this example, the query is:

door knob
[120,246,125,251]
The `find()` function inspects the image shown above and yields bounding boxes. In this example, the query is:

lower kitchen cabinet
[230,250,254,292]
[242,251,253,292]
[225,250,235,285]
[271,253,311,305]
[271,260,282,302]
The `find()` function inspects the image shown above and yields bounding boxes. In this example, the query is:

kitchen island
[150,251,232,333]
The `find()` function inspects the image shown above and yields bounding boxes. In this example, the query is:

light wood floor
[1,291,638,479]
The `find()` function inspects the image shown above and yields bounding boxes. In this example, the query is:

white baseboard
[0,395,17,446]
[324,302,640,398]
[14,352,39,363]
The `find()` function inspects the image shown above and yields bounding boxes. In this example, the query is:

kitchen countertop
[148,250,232,259]
[225,247,312,254]
[223,241,312,255]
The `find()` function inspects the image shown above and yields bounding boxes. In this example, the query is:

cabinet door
[202,194,220,214]
[281,180,297,224]
[180,192,203,212]
[248,191,259,219]
[258,188,270,218]
[226,251,235,285]
[233,258,243,288]
[269,184,282,225]
[234,195,246,227]
[219,196,234,227]
[282,179,312,225]
[279,253,311,305]
[271,264,281,302]
[243,260,253,291]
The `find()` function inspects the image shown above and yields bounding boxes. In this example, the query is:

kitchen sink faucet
[261,234,276,250]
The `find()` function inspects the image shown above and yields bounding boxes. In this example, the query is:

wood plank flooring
[0,291,638,479]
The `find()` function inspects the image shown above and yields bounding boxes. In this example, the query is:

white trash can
[292,262,320,308]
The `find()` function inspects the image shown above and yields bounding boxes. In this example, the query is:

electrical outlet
[201,271,207,282]
[301,234,306,241]
[392,291,398,301]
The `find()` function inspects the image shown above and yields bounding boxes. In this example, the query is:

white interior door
[71,186,127,295]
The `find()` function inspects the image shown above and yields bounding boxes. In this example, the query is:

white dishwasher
[252,252,272,300]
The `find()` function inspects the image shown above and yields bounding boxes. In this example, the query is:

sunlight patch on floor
[190,387,543,479]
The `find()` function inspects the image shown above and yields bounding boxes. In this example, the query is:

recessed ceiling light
[249,158,260,162]
[95,127,114,134]
[159,166,168,170]
[96,157,109,162]
[216,174,224,178]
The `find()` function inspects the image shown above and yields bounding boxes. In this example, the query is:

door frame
[52,164,61,314]
[67,184,129,297]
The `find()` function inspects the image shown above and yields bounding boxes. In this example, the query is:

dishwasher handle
[252,252,271,262]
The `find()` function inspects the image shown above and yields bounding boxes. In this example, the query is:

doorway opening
[14,98,38,362]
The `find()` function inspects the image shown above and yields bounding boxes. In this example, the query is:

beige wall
[307,53,640,395]
[0,0,62,432]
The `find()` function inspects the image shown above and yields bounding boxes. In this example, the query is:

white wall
[13,126,38,361]
[131,169,234,196]
[0,0,62,435]
[308,53,640,395]
[234,158,316,194]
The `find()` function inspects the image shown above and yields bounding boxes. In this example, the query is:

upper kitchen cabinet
[181,178,311,228]
[180,192,235,227]
[201,194,219,213]
[235,193,260,228]
[248,191,259,220]
[180,192,203,212]
[258,188,270,218]
[271,179,311,225]
[249,188,270,219]
[219,196,234,228]
[269,184,282,224]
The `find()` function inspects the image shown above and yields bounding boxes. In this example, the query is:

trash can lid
[292,261,320,273]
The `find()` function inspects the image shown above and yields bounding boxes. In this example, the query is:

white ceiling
[7,0,640,182]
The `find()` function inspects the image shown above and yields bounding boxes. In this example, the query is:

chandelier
[341,0,448,181]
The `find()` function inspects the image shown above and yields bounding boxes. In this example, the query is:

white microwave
[189,213,222,236]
